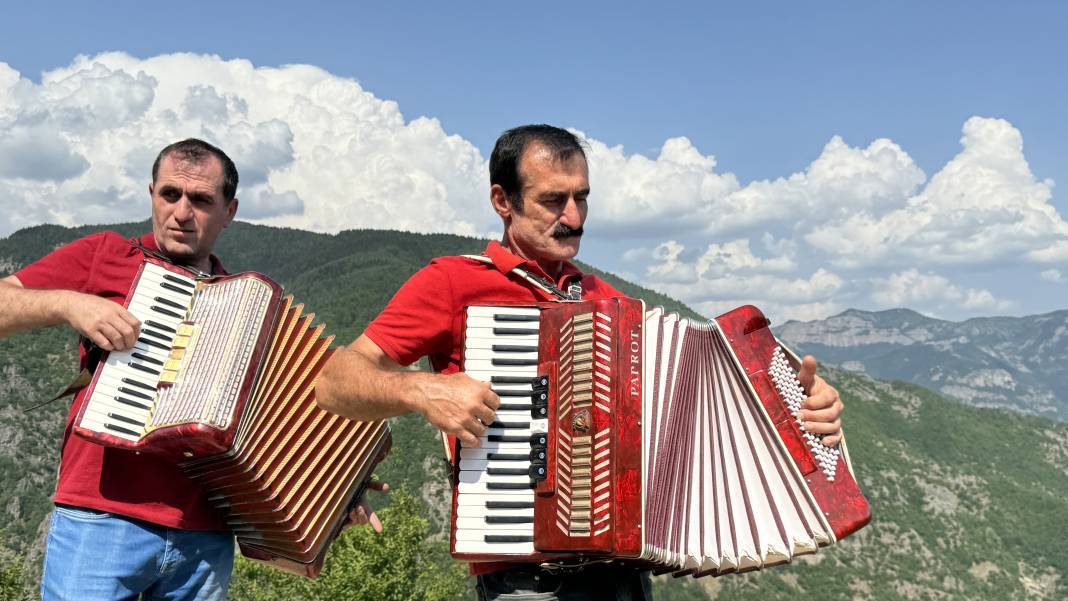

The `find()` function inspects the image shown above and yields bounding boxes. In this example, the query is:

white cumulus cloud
[0,53,489,236]
[869,269,1014,316]
[805,117,1066,268]
[0,53,1061,321]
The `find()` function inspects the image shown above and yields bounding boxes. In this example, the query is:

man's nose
[173,196,194,221]
[559,197,582,228]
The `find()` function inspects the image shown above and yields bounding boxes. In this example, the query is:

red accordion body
[450,298,870,576]
[71,256,390,577]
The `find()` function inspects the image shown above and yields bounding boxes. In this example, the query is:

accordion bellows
[74,258,390,577]
[450,298,870,577]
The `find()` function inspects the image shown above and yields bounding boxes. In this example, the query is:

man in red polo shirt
[317,124,846,600]
[0,139,241,600]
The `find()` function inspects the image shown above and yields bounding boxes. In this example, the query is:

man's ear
[225,198,239,227]
[148,182,154,197]
[490,184,512,220]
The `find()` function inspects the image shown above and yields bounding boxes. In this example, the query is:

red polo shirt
[364,240,623,574]
[366,240,623,372]
[15,231,228,530]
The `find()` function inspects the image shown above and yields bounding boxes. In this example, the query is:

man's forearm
[316,346,423,421]
[0,281,75,337]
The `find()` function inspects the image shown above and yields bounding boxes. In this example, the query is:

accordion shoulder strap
[461,254,582,301]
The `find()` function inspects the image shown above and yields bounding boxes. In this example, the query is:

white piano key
[464,330,539,342]
[82,395,152,420]
[463,348,539,361]
[79,406,145,433]
[455,517,535,530]
[465,369,538,382]
[464,360,537,374]
[458,459,531,472]
[481,426,536,438]
[455,491,535,506]
[457,481,535,495]
[82,412,149,435]
[465,337,541,349]
[459,443,533,459]
[466,306,541,318]
[454,540,535,555]
[454,528,534,541]
[456,505,535,519]
[490,410,537,422]
[458,470,532,485]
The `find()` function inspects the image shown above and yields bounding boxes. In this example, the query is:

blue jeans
[41,505,235,601]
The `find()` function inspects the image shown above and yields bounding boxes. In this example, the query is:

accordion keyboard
[456,306,549,555]
[79,262,197,441]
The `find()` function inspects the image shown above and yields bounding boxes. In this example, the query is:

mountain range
[776,308,1068,421]
[0,222,1065,600]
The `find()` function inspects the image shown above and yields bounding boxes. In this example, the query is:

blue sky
[0,2,1065,321]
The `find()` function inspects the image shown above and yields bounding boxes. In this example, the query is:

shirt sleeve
[13,232,107,292]
[363,260,456,366]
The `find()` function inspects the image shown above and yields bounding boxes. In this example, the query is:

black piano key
[487,482,533,490]
[118,386,153,401]
[529,449,547,462]
[493,327,538,336]
[489,421,530,429]
[129,362,160,376]
[486,452,529,461]
[107,413,144,427]
[529,464,547,479]
[492,375,542,385]
[492,358,538,367]
[487,501,534,510]
[497,403,532,411]
[163,274,195,289]
[153,296,187,311]
[487,467,530,476]
[493,388,532,397]
[485,515,535,524]
[493,313,540,322]
[160,282,193,296]
[104,423,140,437]
[491,345,538,353]
[121,377,156,392]
[141,328,173,343]
[115,396,150,411]
[486,500,535,509]
[529,433,548,446]
[138,337,171,351]
[532,406,548,418]
[485,534,534,543]
[131,352,163,366]
[488,434,530,443]
[151,305,183,320]
[145,320,176,334]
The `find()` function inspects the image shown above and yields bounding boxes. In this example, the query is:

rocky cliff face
[776,308,1068,420]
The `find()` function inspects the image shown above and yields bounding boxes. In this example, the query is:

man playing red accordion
[317,124,846,600]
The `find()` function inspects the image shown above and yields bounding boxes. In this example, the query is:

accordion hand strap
[462,254,582,301]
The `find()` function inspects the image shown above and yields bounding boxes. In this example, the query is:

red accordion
[450,298,870,576]
[73,256,390,577]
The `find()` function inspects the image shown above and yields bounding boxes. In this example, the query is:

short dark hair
[151,138,239,203]
[490,124,586,212]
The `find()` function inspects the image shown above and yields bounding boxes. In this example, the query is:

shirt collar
[483,240,583,289]
[139,232,227,276]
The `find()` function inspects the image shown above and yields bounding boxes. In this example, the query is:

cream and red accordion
[449,298,870,576]
[73,257,391,577]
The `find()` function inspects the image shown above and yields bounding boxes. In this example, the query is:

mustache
[552,224,584,239]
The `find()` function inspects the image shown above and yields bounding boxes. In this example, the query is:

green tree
[229,490,467,601]
[0,556,33,601]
